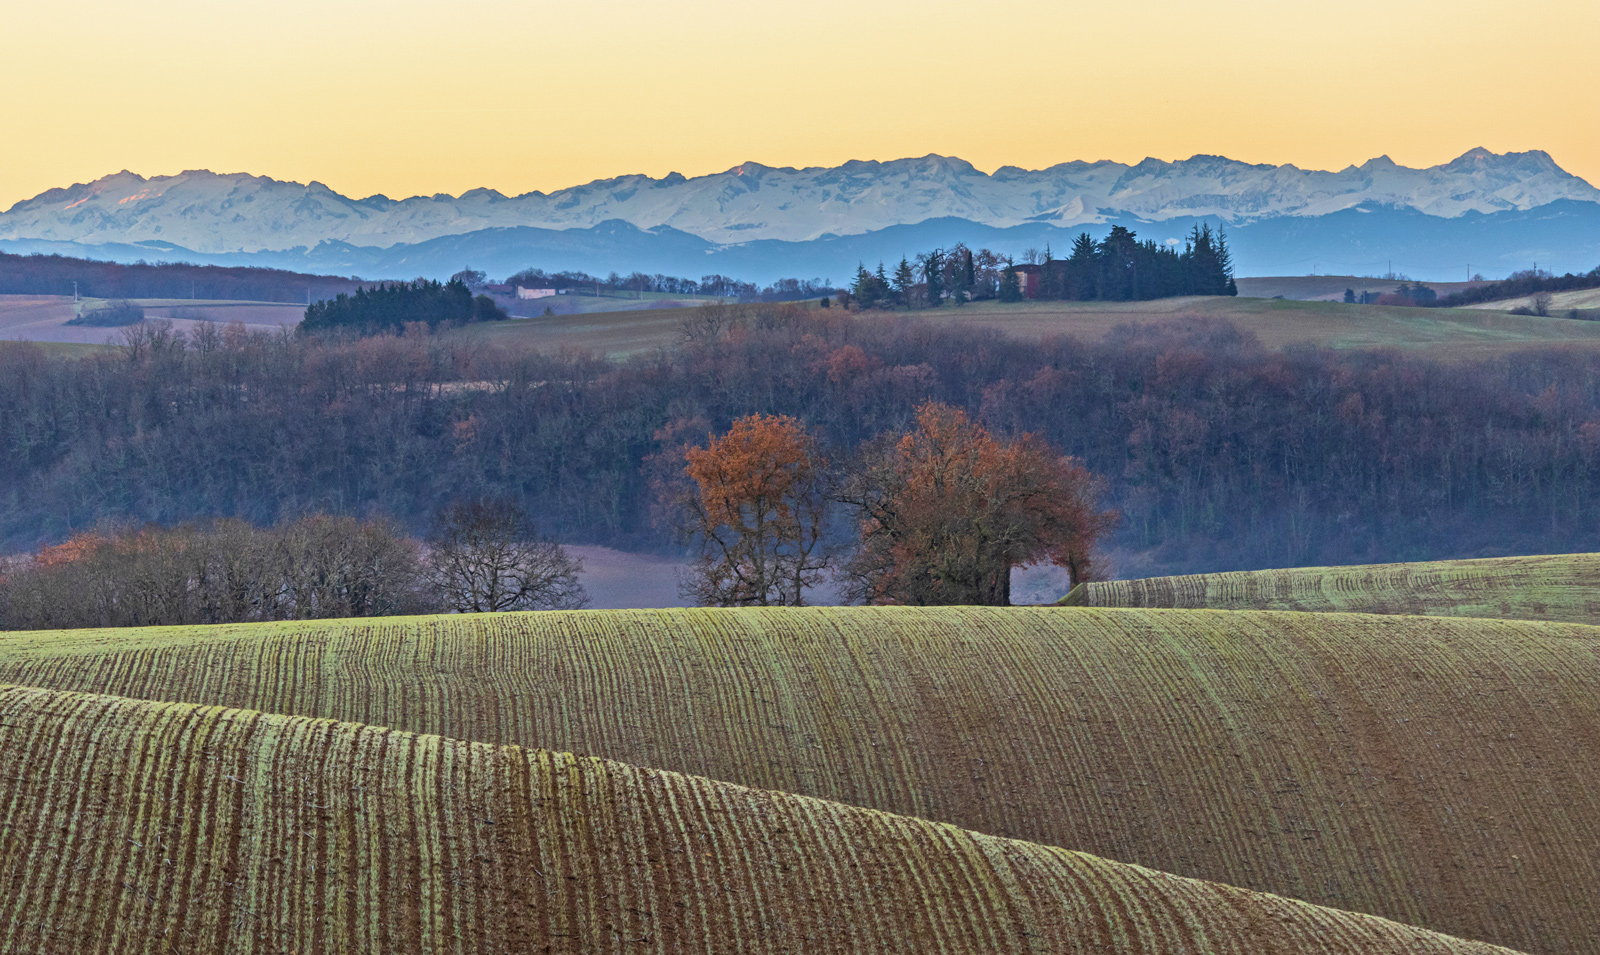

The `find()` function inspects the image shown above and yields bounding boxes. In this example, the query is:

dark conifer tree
[998,266,1022,302]
[919,249,945,307]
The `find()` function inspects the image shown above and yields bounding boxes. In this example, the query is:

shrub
[65,299,145,326]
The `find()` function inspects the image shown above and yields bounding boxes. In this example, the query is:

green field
[11,287,1599,358]
[444,294,1600,359]
[1061,552,1600,624]
[0,682,1512,954]
[4,606,1597,953]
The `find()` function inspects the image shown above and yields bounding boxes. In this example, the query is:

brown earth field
[2,607,1596,954]
[0,683,1514,955]
[1061,552,1600,624]
[0,294,302,345]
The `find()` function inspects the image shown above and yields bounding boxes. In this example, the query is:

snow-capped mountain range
[3,148,1596,256]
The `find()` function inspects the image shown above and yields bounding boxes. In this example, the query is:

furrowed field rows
[1059,553,1600,624]
[1,607,1598,953]
[0,684,1516,955]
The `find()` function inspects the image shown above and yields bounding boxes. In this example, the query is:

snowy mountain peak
[2,150,1595,255]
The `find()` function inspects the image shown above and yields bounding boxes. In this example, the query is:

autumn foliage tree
[675,414,831,606]
[841,402,1117,605]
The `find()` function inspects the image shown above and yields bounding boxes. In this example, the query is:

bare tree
[425,498,588,612]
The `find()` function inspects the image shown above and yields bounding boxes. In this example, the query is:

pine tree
[851,263,879,309]
[919,249,945,307]
[892,258,916,307]
[1068,232,1097,300]
[998,266,1022,302]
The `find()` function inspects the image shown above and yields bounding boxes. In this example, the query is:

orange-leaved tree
[676,414,831,606]
[841,401,1116,605]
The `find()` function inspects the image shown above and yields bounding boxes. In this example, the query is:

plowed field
[3,607,1597,953]
[1060,553,1600,624]
[0,684,1512,955]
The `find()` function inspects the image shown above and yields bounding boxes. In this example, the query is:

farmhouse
[517,285,557,300]
[1012,263,1043,298]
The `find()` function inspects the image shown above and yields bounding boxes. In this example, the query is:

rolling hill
[2,606,1597,953]
[1059,553,1600,624]
[0,683,1513,955]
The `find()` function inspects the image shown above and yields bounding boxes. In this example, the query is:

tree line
[301,277,508,333]
[0,251,365,302]
[500,267,836,302]
[1435,266,1600,309]
[0,501,586,630]
[3,306,1599,580]
[845,225,1236,308]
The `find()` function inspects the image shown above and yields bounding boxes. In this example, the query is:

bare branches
[425,498,589,613]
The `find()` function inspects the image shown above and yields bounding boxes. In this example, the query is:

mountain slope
[2,148,1594,254]
[0,683,1516,955]
[3,606,1598,953]
[7,198,1599,285]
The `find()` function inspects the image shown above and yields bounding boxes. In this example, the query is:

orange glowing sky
[3,0,1597,210]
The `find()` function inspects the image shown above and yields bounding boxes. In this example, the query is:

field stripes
[1061,552,1600,624]
[1,607,1598,953]
[0,684,1519,955]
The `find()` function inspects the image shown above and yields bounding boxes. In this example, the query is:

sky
[3,0,1598,210]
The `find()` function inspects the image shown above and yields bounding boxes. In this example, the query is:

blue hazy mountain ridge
[5,201,1599,286]
[2,149,1597,283]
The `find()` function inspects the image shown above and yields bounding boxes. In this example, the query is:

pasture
[8,287,1600,360]
[3,606,1597,954]
[447,294,1600,359]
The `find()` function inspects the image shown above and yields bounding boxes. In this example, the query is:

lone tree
[841,402,1117,605]
[425,498,588,613]
[673,414,831,606]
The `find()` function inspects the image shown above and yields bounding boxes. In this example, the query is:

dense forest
[3,307,1597,576]
[849,225,1236,308]
[0,251,364,302]
[301,278,507,332]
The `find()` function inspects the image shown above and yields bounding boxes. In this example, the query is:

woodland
[2,306,1598,576]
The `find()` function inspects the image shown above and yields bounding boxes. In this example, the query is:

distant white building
[517,286,556,300]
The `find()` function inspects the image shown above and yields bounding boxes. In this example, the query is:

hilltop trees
[301,277,507,334]
[670,415,832,606]
[836,224,1234,310]
[839,403,1117,605]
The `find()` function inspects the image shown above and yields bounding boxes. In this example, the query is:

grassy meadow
[443,294,1600,359]
[10,285,1597,359]
[4,606,1598,954]
[1061,552,1600,623]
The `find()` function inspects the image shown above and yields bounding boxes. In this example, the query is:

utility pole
[72,281,78,303]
